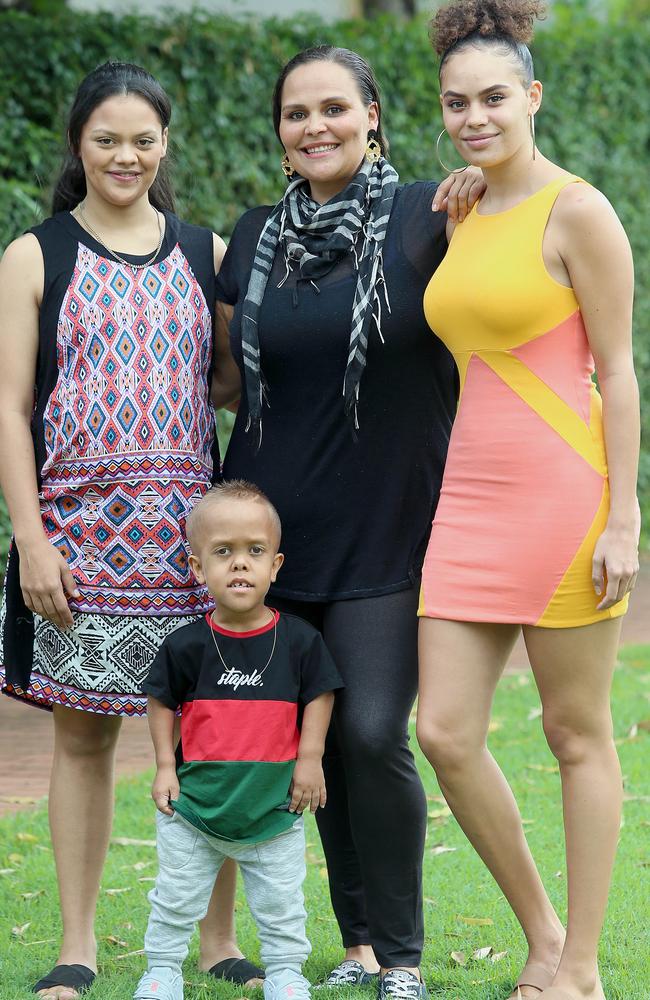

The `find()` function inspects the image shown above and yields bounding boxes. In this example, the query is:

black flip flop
[208,958,265,984]
[33,964,96,995]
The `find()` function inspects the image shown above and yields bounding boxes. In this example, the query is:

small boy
[134,480,343,1000]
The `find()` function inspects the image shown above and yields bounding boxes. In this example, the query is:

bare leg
[197,858,263,985]
[417,620,565,998]
[204,853,379,982]
[198,858,239,969]
[525,619,622,1000]
[36,705,122,1000]
[344,946,380,973]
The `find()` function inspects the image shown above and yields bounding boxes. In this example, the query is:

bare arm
[210,230,241,409]
[289,691,334,815]
[211,300,241,409]
[0,235,80,628]
[213,231,226,273]
[147,694,179,815]
[558,184,640,608]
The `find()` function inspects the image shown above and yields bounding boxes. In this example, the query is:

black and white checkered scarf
[241,157,399,444]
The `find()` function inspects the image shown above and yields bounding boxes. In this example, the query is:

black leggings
[271,587,426,969]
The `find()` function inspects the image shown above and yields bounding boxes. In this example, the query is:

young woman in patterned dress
[0,63,259,1000]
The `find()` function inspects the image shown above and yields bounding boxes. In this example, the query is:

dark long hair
[52,61,175,214]
[271,45,390,158]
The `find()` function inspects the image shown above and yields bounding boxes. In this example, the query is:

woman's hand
[592,510,640,609]
[432,166,486,222]
[18,537,81,629]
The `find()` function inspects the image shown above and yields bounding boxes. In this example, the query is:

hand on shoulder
[433,165,486,223]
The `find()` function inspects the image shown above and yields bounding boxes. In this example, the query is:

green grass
[1,648,649,1000]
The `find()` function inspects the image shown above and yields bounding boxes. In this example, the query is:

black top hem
[269,575,417,603]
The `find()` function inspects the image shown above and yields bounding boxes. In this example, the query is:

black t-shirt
[215,182,457,601]
[142,610,343,842]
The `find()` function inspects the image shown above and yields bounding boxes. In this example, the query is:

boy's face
[188,498,283,616]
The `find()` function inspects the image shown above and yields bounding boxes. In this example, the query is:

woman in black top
[213,47,482,1000]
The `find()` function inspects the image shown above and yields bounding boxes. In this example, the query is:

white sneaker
[134,966,183,1000]
[264,969,311,1000]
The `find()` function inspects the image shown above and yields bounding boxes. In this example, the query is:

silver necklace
[75,203,164,270]
[209,611,278,682]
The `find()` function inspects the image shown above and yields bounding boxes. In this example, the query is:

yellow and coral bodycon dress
[419,176,628,627]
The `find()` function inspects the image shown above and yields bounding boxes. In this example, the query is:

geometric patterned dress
[0,211,218,714]
[419,176,628,627]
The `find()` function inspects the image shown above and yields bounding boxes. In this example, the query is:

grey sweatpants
[144,811,310,978]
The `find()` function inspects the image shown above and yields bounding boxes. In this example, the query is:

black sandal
[33,964,96,995]
[208,958,265,985]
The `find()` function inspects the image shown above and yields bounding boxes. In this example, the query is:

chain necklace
[75,203,164,270]
[209,610,278,685]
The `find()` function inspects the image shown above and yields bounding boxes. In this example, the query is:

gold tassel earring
[365,131,382,164]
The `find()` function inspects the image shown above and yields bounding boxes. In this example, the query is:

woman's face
[279,61,379,204]
[76,93,168,209]
[440,47,541,170]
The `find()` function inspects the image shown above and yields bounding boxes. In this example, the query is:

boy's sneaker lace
[134,966,183,1000]
[316,960,380,988]
[377,970,427,1000]
[264,968,312,1000]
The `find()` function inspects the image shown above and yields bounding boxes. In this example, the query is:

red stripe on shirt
[180,699,299,762]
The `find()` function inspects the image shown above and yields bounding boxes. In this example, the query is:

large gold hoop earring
[281,153,294,178]
[529,114,537,161]
[365,131,382,164]
[435,128,469,175]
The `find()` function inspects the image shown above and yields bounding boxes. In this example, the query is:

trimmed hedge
[0,5,648,553]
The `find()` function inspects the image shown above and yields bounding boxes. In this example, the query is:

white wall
[70,0,363,22]
[69,0,565,22]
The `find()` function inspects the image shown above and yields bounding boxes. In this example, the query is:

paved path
[2,560,649,817]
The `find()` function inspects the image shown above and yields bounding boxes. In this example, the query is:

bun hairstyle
[431,0,546,87]
[272,45,389,157]
[52,61,175,215]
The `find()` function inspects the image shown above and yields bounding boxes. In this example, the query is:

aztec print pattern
[39,243,215,616]
[1,669,146,716]
[0,610,198,715]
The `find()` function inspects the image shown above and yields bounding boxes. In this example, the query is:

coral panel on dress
[420,176,627,626]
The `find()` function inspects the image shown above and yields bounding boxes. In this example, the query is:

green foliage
[0,5,648,538]
[606,0,650,17]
